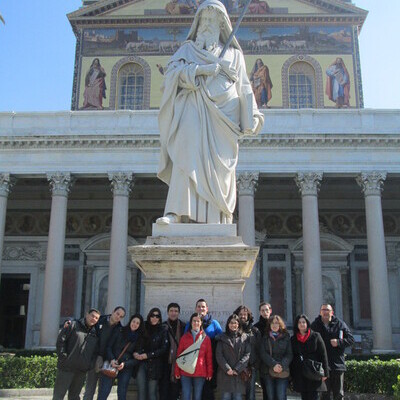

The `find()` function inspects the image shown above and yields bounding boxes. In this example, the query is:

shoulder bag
[176,333,206,375]
[298,342,325,381]
[100,342,131,379]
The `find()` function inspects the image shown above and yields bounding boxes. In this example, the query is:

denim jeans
[245,366,256,400]
[97,368,132,400]
[180,375,205,400]
[135,362,159,400]
[221,393,242,400]
[264,374,289,400]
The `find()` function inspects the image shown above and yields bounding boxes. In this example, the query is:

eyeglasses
[150,314,161,318]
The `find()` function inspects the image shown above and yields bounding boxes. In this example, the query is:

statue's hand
[196,63,221,77]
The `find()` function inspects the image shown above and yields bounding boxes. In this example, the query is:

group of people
[53,299,354,400]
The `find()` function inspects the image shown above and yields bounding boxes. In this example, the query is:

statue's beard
[195,30,220,52]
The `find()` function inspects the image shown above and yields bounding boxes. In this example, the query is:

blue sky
[0,0,399,111]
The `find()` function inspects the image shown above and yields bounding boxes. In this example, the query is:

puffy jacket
[184,314,222,340]
[56,318,99,372]
[311,315,354,371]
[143,324,169,380]
[259,332,292,376]
[175,330,213,378]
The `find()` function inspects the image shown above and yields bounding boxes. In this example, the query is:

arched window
[288,62,316,109]
[117,63,144,110]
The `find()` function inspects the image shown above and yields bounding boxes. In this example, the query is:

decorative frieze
[356,172,387,197]
[295,172,323,196]
[3,244,46,261]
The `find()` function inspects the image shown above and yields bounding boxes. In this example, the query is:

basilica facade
[0,0,399,352]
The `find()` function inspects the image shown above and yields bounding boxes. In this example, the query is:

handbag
[300,355,325,381]
[267,339,289,379]
[176,334,206,374]
[240,366,252,383]
[100,342,131,379]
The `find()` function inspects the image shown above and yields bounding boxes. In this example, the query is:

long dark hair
[293,314,311,335]
[122,313,144,337]
[146,307,162,325]
[225,314,241,334]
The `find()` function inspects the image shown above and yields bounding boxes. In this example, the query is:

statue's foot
[156,214,180,225]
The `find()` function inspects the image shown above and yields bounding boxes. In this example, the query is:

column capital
[356,171,387,197]
[47,172,73,197]
[295,172,323,196]
[0,173,16,197]
[108,172,134,196]
[237,172,259,196]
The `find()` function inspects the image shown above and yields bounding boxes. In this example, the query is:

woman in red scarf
[290,314,329,400]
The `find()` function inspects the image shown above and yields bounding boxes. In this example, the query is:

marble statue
[157,0,264,225]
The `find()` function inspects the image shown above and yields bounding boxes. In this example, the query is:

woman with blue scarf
[98,314,145,400]
[259,315,292,400]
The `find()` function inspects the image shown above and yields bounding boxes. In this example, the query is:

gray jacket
[56,318,99,372]
[259,332,292,376]
[216,332,250,394]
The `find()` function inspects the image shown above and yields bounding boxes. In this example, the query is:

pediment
[68,0,367,20]
[290,233,354,254]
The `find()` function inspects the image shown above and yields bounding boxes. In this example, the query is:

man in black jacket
[83,306,126,400]
[311,304,354,400]
[253,302,271,400]
[53,308,100,400]
[160,302,185,400]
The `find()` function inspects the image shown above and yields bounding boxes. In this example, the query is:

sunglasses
[150,314,161,318]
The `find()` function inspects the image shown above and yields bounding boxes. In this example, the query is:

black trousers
[52,368,86,400]
[321,371,344,400]
[159,364,181,400]
[301,391,320,400]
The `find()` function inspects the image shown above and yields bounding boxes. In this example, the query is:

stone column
[84,265,94,314]
[40,172,72,348]
[0,174,15,286]
[237,172,259,314]
[295,172,323,319]
[356,172,393,351]
[107,172,133,313]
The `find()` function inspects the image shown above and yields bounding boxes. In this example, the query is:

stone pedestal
[129,224,259,322]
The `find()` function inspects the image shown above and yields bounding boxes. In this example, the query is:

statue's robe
[158,41,263,223]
